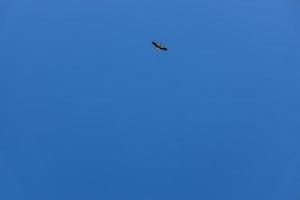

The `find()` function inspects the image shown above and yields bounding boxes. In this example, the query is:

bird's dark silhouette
[152,42,168,51]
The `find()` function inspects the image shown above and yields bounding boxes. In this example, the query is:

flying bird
[152,41,168,51]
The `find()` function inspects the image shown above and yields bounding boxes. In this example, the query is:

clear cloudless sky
[1,0,300,199]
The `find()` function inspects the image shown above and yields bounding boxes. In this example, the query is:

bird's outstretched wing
[152,42,159,48]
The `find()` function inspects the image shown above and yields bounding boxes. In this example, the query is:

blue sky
[1,0,300,199]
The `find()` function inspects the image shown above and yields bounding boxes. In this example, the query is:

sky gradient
[1,0,300,199]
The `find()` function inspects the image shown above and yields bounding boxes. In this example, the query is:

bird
[152,41,168,51]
